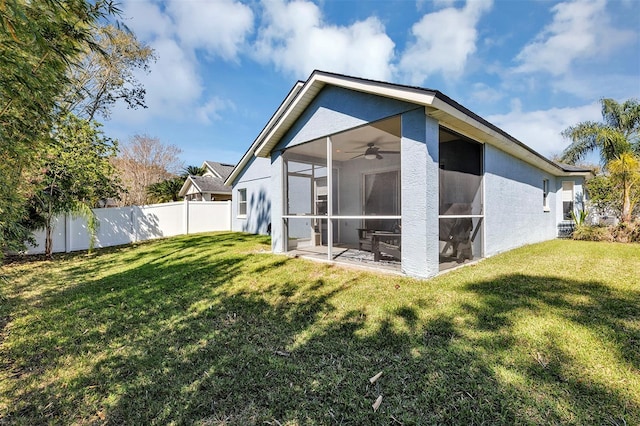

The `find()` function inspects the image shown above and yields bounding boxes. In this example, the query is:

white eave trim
[178,176,199,197]
[226,70,592,185]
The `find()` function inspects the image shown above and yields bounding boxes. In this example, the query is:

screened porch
[280,117,484,273]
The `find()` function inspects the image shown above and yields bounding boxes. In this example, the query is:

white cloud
[552,73,640,100]
[254,0,395,80]
[196,97,236,124]
[398,0,493,85]
[470,82,504,104]
[114,0,248,125]
[486,101,601,157]
[121,0,174,40]
[167,0,253,60]
[513,0,634,75]
[109,37,204,125]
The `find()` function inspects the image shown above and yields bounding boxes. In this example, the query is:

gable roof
[179,161,235,197]
[202,161,235,180]
[179,175,232,197]
[226,70,591,185]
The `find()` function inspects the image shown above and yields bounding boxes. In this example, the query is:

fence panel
[27,215,67,255]
[24,200,231,254]
[134,202,184,240]
[188,201,231,234]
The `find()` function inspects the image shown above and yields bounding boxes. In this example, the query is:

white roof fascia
[178,176,199,197]
[201,161,222,179]
[228,70,591,184]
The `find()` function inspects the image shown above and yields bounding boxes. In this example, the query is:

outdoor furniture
[439,203,474,262]
[371,232,401,261]
[440,218,473,261]
[358,228,375,252]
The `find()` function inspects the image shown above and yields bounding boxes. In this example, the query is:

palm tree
[182,165,206,177]
[146,177,184,203]
[561,98,640,223]
[608,153,640,223]
[145,165,206,204]
[561,98,640,166]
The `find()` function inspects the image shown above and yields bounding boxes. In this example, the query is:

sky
[102,0,640,168]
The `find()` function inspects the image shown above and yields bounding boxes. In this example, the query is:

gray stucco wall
[401,109,440,278]
[271,153,285,253]
[483,144,559,256]
[231,156,272,235]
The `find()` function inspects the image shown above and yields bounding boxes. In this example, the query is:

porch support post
[401,108,440,278]
[271,152,286,253]
[326,136,333,261]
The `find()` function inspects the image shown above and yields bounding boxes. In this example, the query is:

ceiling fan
[349,142,400,160]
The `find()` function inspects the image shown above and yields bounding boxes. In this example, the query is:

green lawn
[1,233,638,425]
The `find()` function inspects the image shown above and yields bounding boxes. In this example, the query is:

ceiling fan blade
[350,153,364,160]
[377,150,400,154]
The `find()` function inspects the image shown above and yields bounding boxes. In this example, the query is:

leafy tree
[585,175,619,218]
[61,24,156,120]
[26,113,122,257]
[0,0,118,257]
[561,98,640,222]
[112,135,184,206]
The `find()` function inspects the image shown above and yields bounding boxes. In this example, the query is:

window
[562,181,574,220]
[237,188,247,216]
[543,179,550,212]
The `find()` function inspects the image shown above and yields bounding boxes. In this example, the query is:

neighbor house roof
[179,161,235,197]
[202,161,235,180]
[225,70,592,185]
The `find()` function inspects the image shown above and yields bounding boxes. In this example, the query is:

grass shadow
[1,235,638,424]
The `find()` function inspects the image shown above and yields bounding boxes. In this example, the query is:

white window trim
[237,188,247,218]
[543,179,550,212]
[561,181,575,220]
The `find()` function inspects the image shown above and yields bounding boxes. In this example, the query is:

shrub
[573,220,640,243]
[572,225,614,242]
[611,220,640,243]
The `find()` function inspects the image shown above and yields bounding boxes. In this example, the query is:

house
[179,161,234,201]
[224,71,592,279]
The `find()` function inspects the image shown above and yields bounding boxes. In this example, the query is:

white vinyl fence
[26,200,232,255]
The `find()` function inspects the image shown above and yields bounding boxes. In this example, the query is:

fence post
[131,206,137,243]
[65,213,72,253]
[227,200,232,231]
[184,198,189,235]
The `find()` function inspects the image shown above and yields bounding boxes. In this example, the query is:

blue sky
[102,0,640,167]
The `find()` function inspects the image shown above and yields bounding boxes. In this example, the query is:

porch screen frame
[438,127,485,261]
[282,129,402,261]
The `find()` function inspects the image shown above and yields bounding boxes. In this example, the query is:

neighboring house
[179,161,234,201]
[225,70,592,279]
